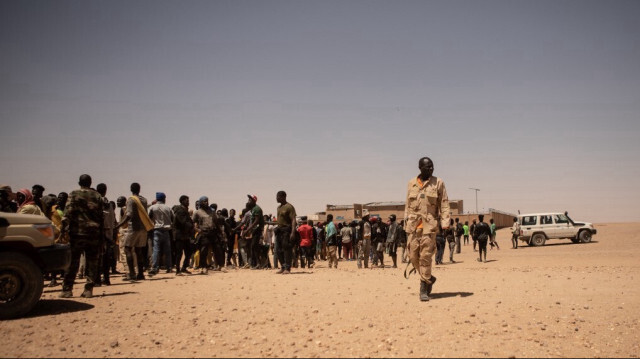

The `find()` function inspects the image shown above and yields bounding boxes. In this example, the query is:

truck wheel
[579,230,592,243]
[0,252,44,320]
[571,237,580,243]
[531,233,546,246]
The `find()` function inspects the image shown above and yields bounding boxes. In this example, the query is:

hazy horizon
[1,0,639,223]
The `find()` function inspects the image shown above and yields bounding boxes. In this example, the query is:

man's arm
[116,198,131,229]
[289,208,297,240]
[439,180,451,229]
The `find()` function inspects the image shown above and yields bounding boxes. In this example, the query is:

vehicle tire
[571,237,580,243]
[0,252,44,320]
[579,230,592,243]
[531,233,546,247]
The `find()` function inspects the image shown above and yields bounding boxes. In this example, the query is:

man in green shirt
[275,191,297,274]
[245,194,265,269]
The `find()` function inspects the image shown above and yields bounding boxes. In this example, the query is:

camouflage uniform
[62,188,104,292]
[404,176,450,285]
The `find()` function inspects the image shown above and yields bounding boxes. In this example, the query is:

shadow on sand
[518,240,598,248]
[430,291,474,299]
[18,299,95,319]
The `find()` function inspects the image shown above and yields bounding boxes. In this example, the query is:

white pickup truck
[518,212,597,246]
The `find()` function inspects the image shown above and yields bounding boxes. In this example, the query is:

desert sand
[1,223,639,358]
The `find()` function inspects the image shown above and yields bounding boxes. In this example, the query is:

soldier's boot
[59,289,73,298]
[427,275,437,295]
[419,281,430,302]
[80,288,93,298]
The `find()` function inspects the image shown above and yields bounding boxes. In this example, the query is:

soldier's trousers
[455,236,461,253]
[63,236,100,291]
[357,240,371,268]
[407,229,436,284]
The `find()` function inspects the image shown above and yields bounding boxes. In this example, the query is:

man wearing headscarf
[16,188,44,216]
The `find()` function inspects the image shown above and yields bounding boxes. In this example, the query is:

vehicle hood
[1,212,51,225]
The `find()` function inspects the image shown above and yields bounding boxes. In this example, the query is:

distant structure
[311,200,515,228]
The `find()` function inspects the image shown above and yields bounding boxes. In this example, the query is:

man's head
[307,219,313,226]
[247,194,257,209]
[473,219,477,224]
[478,215,484,222]
[117,196,126,207]
[327,214,333,223]
[156,192,166,203]
[16,189,32,205]
[130,182,141,195]
[450,218,454,226]
[78,175,92,188]
[418,157,434,179]
[276,191,286,204]
[513,217,518,223]
[57,192,68,208]
[199,196,209,209]
[210,203,217,211]
[220,208,229,217]
[389,214,396,222]
[455,218,459,223]
[31,184,45,198]
[96,183,107,197]
[0,185,15,202]
[229,208,236,217]
[490,218,494,224]
[179,195,189,207]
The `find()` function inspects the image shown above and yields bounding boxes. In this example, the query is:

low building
[318,201,515,228]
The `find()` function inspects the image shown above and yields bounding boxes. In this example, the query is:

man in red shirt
[297,220,315,269]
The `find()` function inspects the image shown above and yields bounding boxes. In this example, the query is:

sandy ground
[1,223,639,358]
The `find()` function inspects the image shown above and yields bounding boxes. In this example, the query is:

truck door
[553,214,574,237]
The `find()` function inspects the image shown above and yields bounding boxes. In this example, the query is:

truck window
[522,216,537,226]
[554,214,569,224]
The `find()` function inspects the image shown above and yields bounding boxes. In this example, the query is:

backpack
[456,223,464,237]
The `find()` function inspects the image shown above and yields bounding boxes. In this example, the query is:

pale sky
[1,0,639,223]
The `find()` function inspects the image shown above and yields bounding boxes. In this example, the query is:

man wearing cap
[357,210,372,269]
[148,192,174,275]
[192,196,219,274]
[404,156,451,301]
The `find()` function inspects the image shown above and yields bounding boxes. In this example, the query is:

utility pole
[469,188,480,214]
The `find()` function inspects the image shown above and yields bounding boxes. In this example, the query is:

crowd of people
[0,158,515,301]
